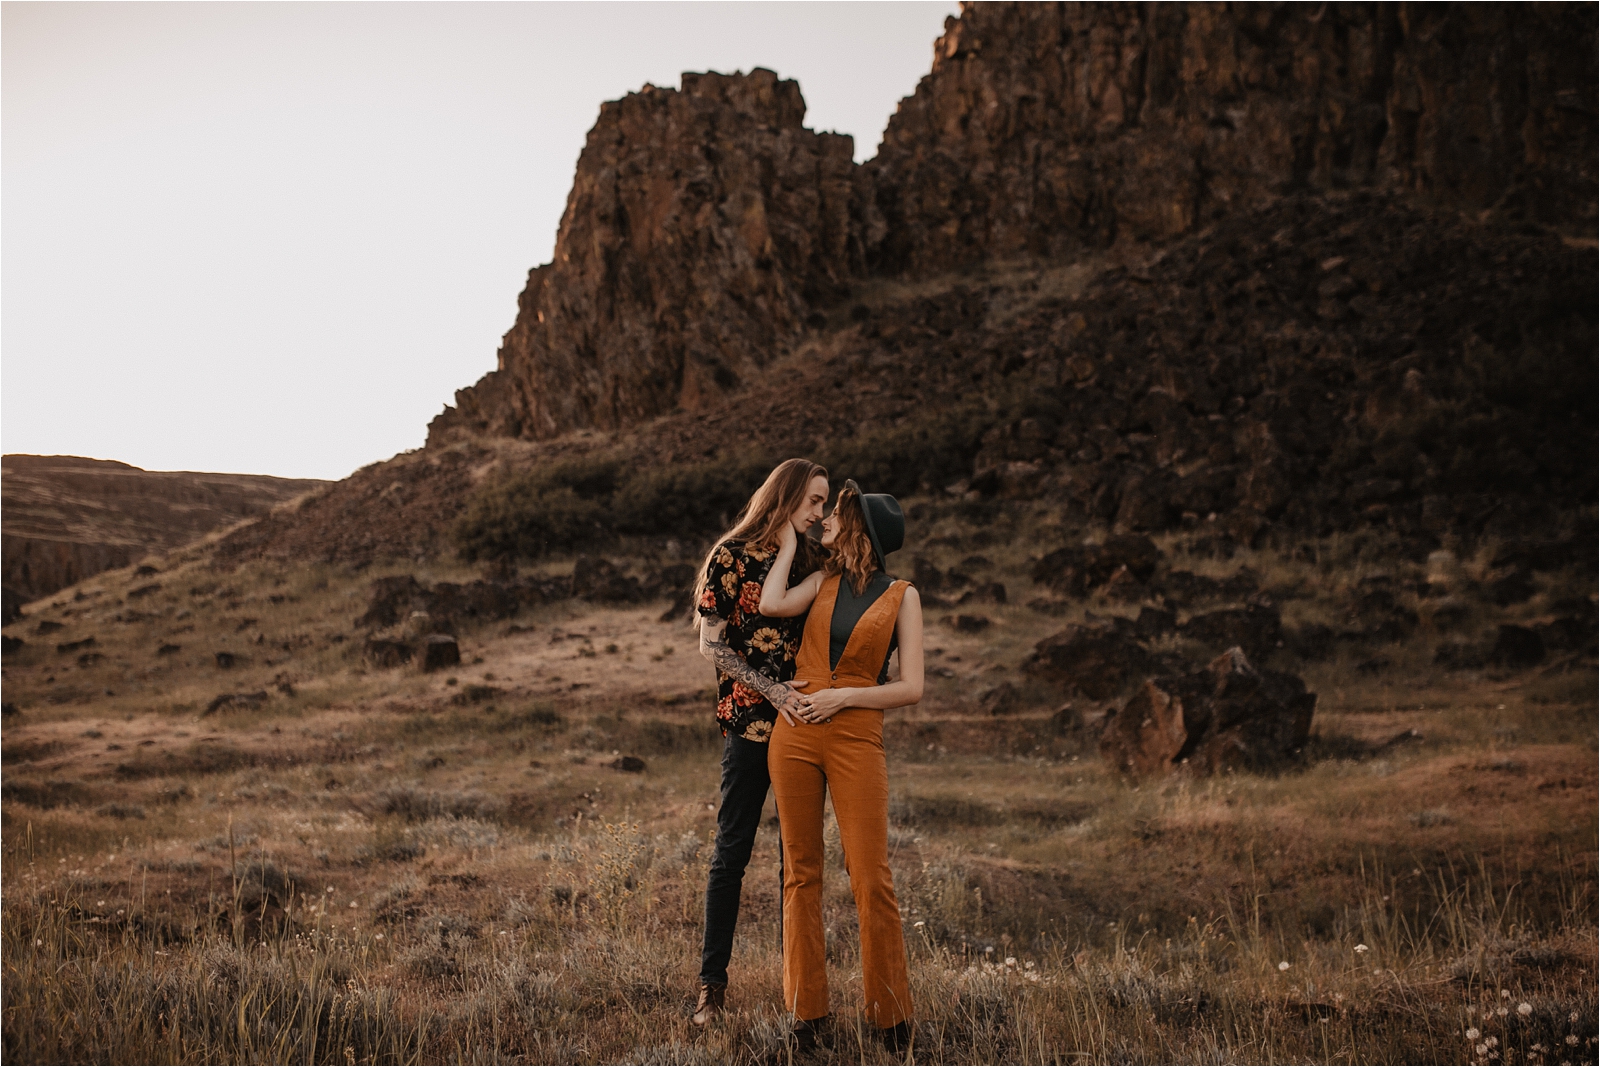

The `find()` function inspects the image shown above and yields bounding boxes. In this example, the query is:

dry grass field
[2,509,1595,1065]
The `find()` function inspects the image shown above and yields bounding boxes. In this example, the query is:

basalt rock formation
[429,69,861,442]
[2,455,324,609]
[865,2,1597,276]
[429,2,1596,446]
[1099,647,1317,777]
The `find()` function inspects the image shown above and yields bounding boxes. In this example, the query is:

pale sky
[2,1,958,480]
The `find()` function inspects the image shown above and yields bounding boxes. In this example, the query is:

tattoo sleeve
[700,620,789,705]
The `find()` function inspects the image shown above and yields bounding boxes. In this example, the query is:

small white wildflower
[1476,1043,1489,1056]
[914,921,925,929]
[1498,1007,1509,1017]
[1570,1012,1580,1023]
[1519,1002,1533,1017]
[1566,1034,1580,1045]
[33,939,42,947]
[1279,961,1290,971]
[1468,1028,1482,1040]
[1005,957,1017,967]
[1486,1036,1498,1048]
[1354,944,1370,954]
[374,933,383,941]
[1502,989,1511,999]
[348,901,357,909]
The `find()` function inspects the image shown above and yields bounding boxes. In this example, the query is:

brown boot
[691,983,726,1026]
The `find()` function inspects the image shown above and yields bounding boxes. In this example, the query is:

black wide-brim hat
[843,478,905,570]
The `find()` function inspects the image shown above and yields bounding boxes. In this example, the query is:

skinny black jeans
[700,732,780,987]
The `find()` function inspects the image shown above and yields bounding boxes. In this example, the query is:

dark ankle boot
[789,1015,829,1053]
[879,1020,912,1052]
[691,983,725,1026]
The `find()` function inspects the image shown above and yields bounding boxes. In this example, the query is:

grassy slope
[1,502,1595,1064]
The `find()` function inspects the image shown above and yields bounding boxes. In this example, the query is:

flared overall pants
[769,575,913,1028]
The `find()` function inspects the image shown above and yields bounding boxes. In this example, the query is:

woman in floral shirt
[690,458,829,1026]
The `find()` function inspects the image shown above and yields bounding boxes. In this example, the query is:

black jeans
[700,732,779,987]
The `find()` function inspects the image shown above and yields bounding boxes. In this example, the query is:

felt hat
[843,478,905,570]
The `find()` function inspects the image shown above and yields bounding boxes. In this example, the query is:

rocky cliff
[430,2,1596,445]
[865,2,1597,276]
[2,455,325,611]
[429,69,861,442]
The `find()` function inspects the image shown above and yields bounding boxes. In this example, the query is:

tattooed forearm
[705,634,789,704]
[699,617,791,706]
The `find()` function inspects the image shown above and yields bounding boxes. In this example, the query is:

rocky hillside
[219,2,1594,570]
[430,2,1596,445]
[2,455,325,614]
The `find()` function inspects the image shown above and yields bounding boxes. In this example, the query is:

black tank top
[828,571,898,681]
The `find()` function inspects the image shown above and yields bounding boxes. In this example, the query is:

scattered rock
[1048,704,1083,735]
[1,702,18,718]
[609,755,647,773]
[946,614,992,633]
[1099,648,1316,778]
[1133,607,1177,639]
[1024,624,1159,701]
[1,587,23,626]
[1179,603,1283,660]
[126,583,162,600]
[157,643,182,656]
[77,651,104,667]
[57,636,97,654]
[1533,615,1596,656]
[978,682,1020,716]
[571,556,644,602]
[34,620,63,635]
[1491,537,1578,573]
[214,651,237,669]
[1032,535,1162,597]
[133,565,160,577]
[364,638,414,668]
[419,634,461,672]
[2,635,23,655]
[1490,625,1545,668]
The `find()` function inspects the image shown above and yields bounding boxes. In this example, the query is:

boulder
[1032,535,1162,597]
[56,636,97,654]
[946,614,991,634]
[2,635,22,655]
[1024,624,1159,701]
[1490,625,1545,669]
[1179,603,1282,660]
[1099,648,1316,778]
[570,556,643,602]
[978,682,1020,716]
[419,634,461,672]
[1533,615,1597,656]
[364,638,414,669]
[214,651,237,669]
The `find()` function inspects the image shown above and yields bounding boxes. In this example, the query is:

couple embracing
[691,458,923,1052]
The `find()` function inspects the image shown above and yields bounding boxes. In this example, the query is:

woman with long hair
[689,458,830,1026]
[757,480,923,1052]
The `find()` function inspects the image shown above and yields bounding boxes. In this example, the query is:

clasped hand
[775,679,850,726]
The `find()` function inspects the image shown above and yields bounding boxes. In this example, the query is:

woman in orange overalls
[758,480,924,1053]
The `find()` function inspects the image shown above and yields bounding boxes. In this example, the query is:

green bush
[818,401,991,497]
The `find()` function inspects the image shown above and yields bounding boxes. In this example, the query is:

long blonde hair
[823,485,880,596]
[692,458,827,612]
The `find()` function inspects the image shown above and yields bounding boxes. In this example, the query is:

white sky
[2,1,958,480]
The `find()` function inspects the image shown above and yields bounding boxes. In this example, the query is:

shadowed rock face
[429,69,860,444]
[865,1,1598,276]
[428,4,1597,445]
[1,455,325,607]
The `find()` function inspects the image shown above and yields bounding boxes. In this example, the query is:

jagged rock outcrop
[1,455,324,605]
[429,69,860,444]
[429,4,1596,447]
[865,2,1598,276]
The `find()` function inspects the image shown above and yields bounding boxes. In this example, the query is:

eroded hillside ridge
[429,69,861,444]
[429,2,1597,445]
[1,455,325,607]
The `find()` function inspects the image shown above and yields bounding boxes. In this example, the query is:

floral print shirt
[697,538,816,741]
